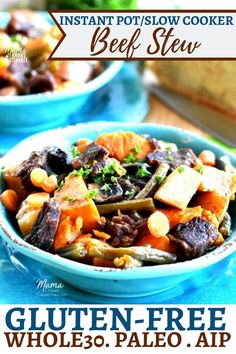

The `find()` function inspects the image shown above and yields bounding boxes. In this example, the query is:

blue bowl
[0,61,123,134]
[0,122,236,298]
[0,12,123,133]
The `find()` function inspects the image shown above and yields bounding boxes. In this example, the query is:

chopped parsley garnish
[94,160,120,183]
[136,165,152,178]
[86,189,99,199]
[70,169,80,177]
[156,175,164,184]
[1,165,5,171]
[167,155,174,161]
[101,183,111,192]
[178,166,185,174]
[165,146,172,152]
[70,145,80,158]
[62,196,74,203]
[132,144,140,154]
[110,176,117,183]
[56,180,65,191]
[70,167,92,179]
[123,152,137,164]
[101,163,116,176]
[196,165,204,174]
[11,34,23,43]
[123,144,141,163]
[125,189,135,197]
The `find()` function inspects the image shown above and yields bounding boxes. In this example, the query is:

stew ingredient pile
[1,130,236,269]
[0,10,103,96]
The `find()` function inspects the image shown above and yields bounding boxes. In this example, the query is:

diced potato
[17,209,40,236]
[16,193,49,236]
[154,165,202,209]
[197,166,232,192]
[26,192,50,208]
[16,200,40,236]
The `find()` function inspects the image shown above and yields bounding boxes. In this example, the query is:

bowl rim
[0,122,236,280]
[0,61,123,104]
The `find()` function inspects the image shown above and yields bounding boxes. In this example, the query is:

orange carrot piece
[93,257,114,267]
[157,206,202,229]
[0,189,19,212]
[96,131,153,162]
[77,138,92,153]
[134,234,177,255]
[93,229,111,240]
[62,199,100,233]
[214,233,224,246]
[52,214,78,252]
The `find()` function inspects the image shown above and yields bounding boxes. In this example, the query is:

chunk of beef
[7,13,35,37]
[6,11,50,38]
[25,199,60,251]
[147,148,197,172]
[135,218,149,237]
[14,150,49,192]
[90,160,106,179]
[27,71,56,94]
[1,62,31,94]
[140,134,161,150]
[94,183,123,203]
[118,178,140,199]
[106,214,138,247]
[0,77,10,90]
[169,217,218,259]
[95,217,106,231]
[46,146,72,175]
[72,143,109,170]
[14,147,71,192]
[129,177,147,189]
[9,61,30,78]
[122,162,151,175]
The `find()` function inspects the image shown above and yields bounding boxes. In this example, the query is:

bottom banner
[0,305,235,353]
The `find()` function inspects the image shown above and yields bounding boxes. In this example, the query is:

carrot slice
[96,131,153,162]
[134,234,177,255]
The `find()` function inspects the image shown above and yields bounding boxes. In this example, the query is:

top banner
[49,10,236,60]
